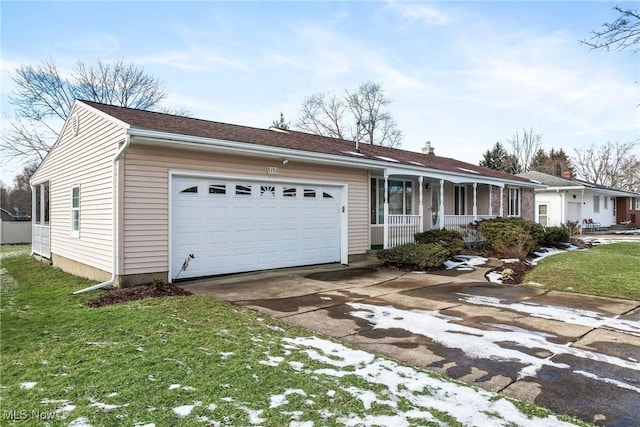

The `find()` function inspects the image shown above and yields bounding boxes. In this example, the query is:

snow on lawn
[346,303,639,388]
[280,336,577,427]
[457,293,640,337]
[19,381,37,389]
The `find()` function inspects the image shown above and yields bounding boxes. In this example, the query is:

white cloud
[386,1,451,26]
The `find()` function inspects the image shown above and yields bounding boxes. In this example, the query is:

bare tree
[297,92,347,140]
[573,141,640,191]
[2,58,168,164]
[296,81,402,148]
[580,6,640,52]
[502,127,542,173]
[345,81,402,147]
[1,116,55,162]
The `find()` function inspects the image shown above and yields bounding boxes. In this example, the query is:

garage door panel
[207,230,228,244]
[207,206,229,221]
[234,230,253,244]
[172,177,342,279]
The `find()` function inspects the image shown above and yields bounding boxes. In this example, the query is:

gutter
[73,132,130,294]
[129,128,542,189]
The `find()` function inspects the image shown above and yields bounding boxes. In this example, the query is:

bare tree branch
[573,141,640,191]
[503,127,542,173]
[580,6,640,52]
[1,115,55,162]
[296,81,402,148]
[3,58,169,164]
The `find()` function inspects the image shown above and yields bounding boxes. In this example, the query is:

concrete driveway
[182,258,640,427]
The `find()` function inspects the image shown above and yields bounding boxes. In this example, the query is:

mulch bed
[85,284,192,308]
[490,261,532,285]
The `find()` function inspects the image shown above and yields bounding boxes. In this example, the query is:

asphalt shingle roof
[82,100,534,184]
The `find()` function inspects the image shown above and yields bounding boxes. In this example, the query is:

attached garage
[170,174,346,280]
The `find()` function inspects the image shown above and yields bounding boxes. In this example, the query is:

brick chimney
[421,141,435,156]
[561,171,571,179]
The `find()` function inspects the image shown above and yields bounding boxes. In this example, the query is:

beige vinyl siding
[31,105,124,273]
[122,143,369,275]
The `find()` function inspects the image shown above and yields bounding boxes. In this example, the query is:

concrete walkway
[182,258,640,427]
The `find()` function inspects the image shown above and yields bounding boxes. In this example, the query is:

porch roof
[80,100,541,188]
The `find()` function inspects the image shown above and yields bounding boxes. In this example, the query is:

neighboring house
[31,100,541,286]
[518,170,640,229]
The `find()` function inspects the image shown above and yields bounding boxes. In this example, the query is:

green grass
[0,244,30,254]
[524,243,640,300]
[1,251,587,426]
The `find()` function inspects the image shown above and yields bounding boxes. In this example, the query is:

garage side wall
[122,143,370,277]
[30,104,125,275]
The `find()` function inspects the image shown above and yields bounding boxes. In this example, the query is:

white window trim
[593,195,600,213]
[371,177,414,225]
[603,197,608,210]
[71,185,80,238]
[635,197,640,210]
[508,187,521,217]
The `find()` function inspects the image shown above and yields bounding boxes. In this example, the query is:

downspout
[73,132,130,294]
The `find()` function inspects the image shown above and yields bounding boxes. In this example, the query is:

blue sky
[1,1,638,184]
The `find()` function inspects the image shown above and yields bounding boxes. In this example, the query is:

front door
[430,185,441,229]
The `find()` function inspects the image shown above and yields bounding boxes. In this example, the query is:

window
[71,186,80,235]
[208,184,226,194]
[604,197,608,210]
[180,186,198,194]
[538,204,548,226]
[370,178,413,224]
[636,198,640,210]
[260,185,275,197]
[303,189,316,198]
[323,192,334,199]
[236,184,252,195]
[283,187,296,197]
[454,185,466,215]
[508,188,520,216]
[593,195,600,213]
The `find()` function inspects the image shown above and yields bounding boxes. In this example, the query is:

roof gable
[80,100,535,185]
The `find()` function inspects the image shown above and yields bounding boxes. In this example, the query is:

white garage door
[171,176,343,280]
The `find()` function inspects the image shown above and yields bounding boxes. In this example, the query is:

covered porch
[370,168,515,249]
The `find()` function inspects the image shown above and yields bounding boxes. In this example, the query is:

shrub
[542,227,570,247]
[478,218,540,259]
[414,229,465,256]
[563,220,581,236]
[377,243,450,270]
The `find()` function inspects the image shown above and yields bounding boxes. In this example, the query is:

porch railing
[443,215,495,245]
[387,215,421,247]
[32,224,51,258]
[442,215,495,232]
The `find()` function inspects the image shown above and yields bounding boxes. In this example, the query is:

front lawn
[0,252,586,426]
[523,242,640,300]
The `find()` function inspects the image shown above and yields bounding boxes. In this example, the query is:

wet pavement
[182,258,640,426]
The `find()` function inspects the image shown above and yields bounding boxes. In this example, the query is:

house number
[267,166,279,174]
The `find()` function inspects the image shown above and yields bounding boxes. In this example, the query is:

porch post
[383,170,389,249]
[32,185,37,224]
[40,183,45,226]
[500,186,504,216]
[439,179,444,229]
[418,176,424,232]
[473,182,478,220]
[489,185,493,216]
